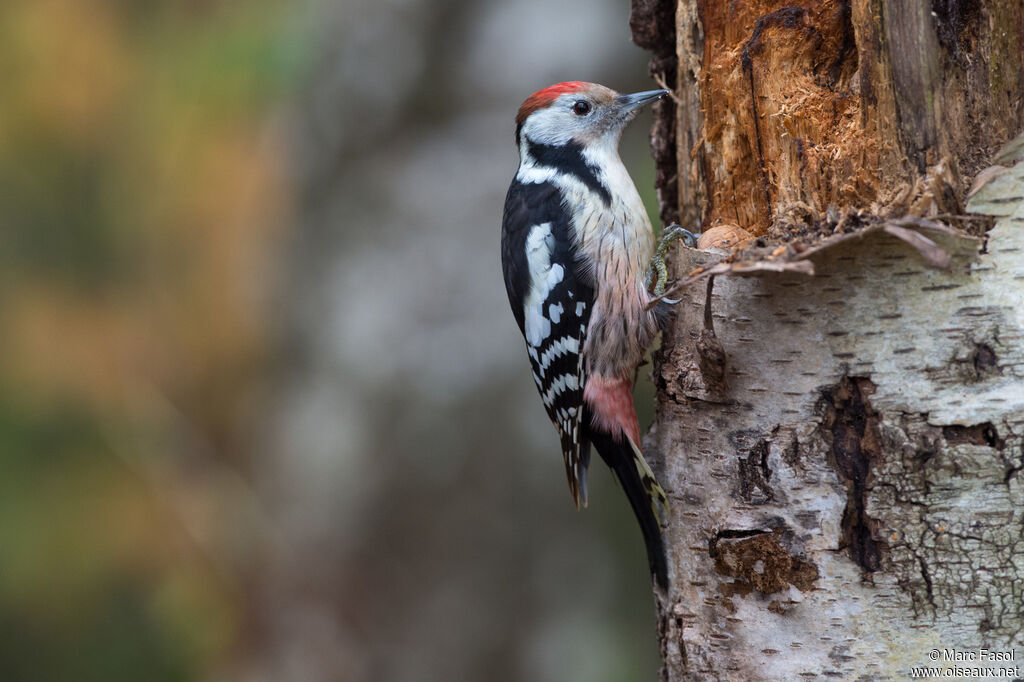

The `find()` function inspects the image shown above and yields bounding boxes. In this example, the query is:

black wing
[501,179,596,506]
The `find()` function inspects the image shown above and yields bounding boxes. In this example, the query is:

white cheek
[521,109,578,146]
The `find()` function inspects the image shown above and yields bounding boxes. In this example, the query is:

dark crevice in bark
[917,553,938,613]
[1003,441,1024,485]
[971,341,1001,377]
[735,437,774,504]
[931,0,983,65]
[942,422,1005,450]
[820,376,883,573]
[709,528,768,553]
[826,0,857,87]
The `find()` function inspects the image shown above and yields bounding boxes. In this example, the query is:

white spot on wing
[575,301,585,316]
[523,223,564,347]
[548,302,563,323]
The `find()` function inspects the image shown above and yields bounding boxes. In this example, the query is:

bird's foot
[646,224,700,298]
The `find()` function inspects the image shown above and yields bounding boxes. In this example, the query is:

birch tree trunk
[630,1,1024,679]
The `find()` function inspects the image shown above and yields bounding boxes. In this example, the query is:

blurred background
[0,0,666,679]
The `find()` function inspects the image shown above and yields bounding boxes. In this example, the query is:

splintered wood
[673,0,1024,245]
[696,1,875,236]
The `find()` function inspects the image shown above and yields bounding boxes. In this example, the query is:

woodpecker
[501,81,682,588]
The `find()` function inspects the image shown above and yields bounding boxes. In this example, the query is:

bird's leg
[646,224,700,297]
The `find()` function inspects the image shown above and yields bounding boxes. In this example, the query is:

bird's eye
[572,100,591,116]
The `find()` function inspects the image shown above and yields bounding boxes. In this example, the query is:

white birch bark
[649,158,1024,680]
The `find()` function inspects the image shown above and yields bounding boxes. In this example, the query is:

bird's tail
[588,428,669,588]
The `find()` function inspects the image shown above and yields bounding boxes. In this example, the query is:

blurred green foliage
[0,0,307,678]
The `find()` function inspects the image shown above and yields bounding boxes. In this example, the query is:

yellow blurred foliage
[1,0,131,146]
[0,0,291,428]
[2,284,146,406]
[0,0,302,676]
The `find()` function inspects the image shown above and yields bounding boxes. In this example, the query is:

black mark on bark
[972,342,1000,377]
[729,430,774,503]
[739,439,774,503]
[820,376,883,573]
[782,430,802,469]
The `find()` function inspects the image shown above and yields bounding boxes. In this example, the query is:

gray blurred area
[246,0,665,680]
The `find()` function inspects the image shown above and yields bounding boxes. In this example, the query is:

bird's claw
[661,224,700,249]
[646,224,701,297]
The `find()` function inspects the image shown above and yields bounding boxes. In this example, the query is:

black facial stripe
[526,139,611,206]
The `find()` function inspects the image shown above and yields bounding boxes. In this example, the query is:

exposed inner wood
[668,0,1024,241]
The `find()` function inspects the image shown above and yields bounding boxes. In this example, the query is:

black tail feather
[587,428,669,588]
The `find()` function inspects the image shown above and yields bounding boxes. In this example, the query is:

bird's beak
[616,89,669,112]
